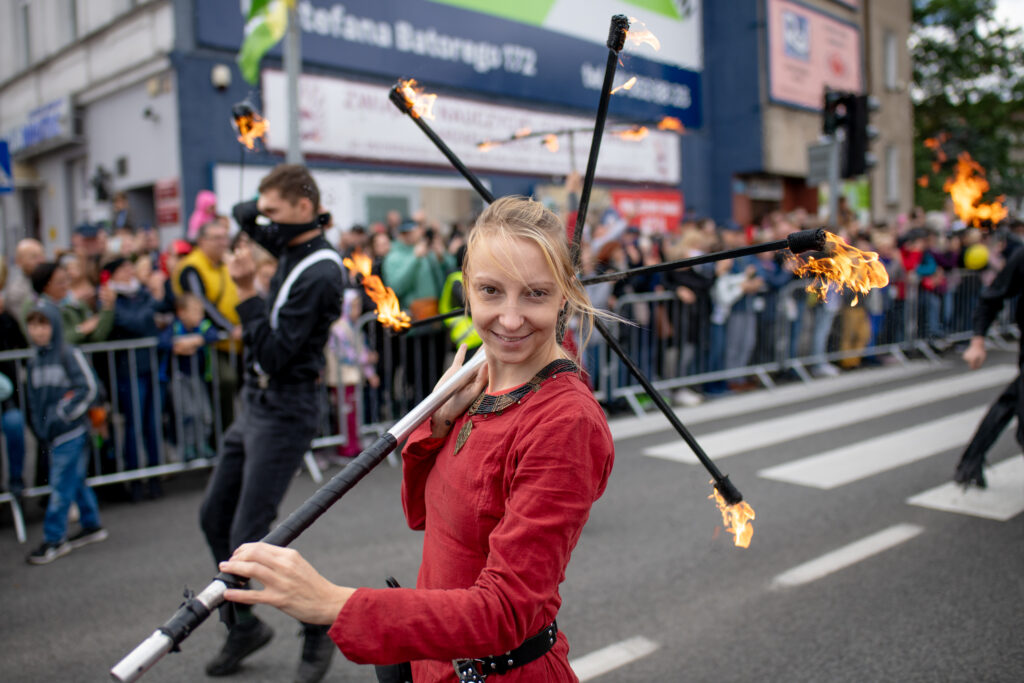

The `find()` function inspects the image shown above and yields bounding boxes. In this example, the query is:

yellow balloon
[964,244,989,270]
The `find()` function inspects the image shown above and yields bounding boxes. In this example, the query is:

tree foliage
[912,0,1024,210]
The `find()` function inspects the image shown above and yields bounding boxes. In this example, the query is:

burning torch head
[607,14,630,52]
[713,475,743,507]
[786,228,828,255]
[389,84,414,115]
[231,101,255,121]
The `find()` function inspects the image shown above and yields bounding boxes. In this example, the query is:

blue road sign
[0,141,12,194]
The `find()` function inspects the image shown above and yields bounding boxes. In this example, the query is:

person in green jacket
[62,272,116,345]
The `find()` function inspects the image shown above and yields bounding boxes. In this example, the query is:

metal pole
[828,132,841,229]
[284,3,303,165]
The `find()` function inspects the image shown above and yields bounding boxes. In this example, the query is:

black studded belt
[453,621,558,681]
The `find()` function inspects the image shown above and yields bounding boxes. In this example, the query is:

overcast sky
[995,0,1024,27]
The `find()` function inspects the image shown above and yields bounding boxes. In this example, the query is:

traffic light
[842,94,879,178]
[822,89,849,136]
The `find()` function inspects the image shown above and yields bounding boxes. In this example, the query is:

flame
[924,133,949,163]
[234,111,269,151]
[477,140,498,152]
[943,152,1009,227]
[398,79,438,120]
[513,127,532,139]
[790,232,889,306]
[657,116,685,132]
[342,251,411,332]
[616,125,649,141]
[626,17,661,51]
[917,175,929,188]
[611,76,638,95]
[710,483,755,548]
[543,134,559,153]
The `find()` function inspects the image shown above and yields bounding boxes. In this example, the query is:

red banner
[610,189,684,234]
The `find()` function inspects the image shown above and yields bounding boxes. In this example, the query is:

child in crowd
[159,293,221,461]
[24,304,106,565]
[327,290,379,458]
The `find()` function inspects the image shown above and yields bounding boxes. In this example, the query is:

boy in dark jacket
[24,303,106,565]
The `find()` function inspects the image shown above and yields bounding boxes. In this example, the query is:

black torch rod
[592,317,742,503]
[389,85,496,204]
[111,352,488,683]
[572,14,630,266]
[404,229,828,331]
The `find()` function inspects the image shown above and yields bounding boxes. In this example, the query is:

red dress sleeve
[400,422,447,531]
[330,387,614,667]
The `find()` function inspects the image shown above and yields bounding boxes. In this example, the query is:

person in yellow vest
[172,219,242,428]
[439,255,482,352]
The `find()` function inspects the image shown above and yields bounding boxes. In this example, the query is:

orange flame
[657,116,685,132]
[543,134,559,153]
[477,140,498,152]
[398,79,438,120]
[513,127,532,139]
[790,232,889,306]
[943,152,1009,227]
[234,111,269,151]
[710,483,755,548]
[342,251,411,332]
[616,126,649,141]
[924,133,949,163]
[611,76,638,95]
[626,17,661,51]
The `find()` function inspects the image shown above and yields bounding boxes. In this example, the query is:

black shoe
[294,625,335,683]
[205,618,274,676]
[954,462,987,490]
[68,526,109,549]
[27,540,72,565]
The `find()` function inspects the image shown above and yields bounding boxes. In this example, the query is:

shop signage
[154,178,180,226]
[0,141,12,194]
[196,0,702,128]
[263,70,681,185]
[610,189,684,233]
[2,97,76,157]
[766,0,863,111]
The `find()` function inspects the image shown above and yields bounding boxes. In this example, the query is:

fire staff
[218,197,615,683]
[956,244,1024,488]
[199,164,343,682]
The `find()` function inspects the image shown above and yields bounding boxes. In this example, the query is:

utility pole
[284,3,303,164]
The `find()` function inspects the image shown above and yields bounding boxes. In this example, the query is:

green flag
[237,0,292,84]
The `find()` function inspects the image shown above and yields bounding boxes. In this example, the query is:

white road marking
[758,408,986,489]
[644,365,1012,464]
[570,636,660,681]
[907,457,1024,521]
[610,361,939,442]
[771,524,924,588]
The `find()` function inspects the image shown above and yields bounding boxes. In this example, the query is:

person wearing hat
[19,261,69,339]
[71,222,108,286]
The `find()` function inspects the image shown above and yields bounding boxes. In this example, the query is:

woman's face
[466,236,565,381]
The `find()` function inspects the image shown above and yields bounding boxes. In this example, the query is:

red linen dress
[329,367,614,682]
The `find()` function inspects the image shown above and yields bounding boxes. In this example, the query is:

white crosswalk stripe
[907,457,1024,521]
[643,365,1014,464]
[757,407,987,489]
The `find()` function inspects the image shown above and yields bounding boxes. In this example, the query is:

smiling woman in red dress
[220,196,615,682]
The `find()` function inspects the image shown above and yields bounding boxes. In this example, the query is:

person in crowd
[188,189,219,241]
[6,238,45,325]
[199,164,343,682]
[105,256,166,500]
[216,195,615,683]
[63,273,116,345]
[382,218,456,406]
[326,289,380,460]
[136,225,162,268]
[0,265,29,504]
[111,191,134,231]
[23,303,106,565]
[159,293,221,462]
[173,219,242,428]
[70,223,108,285]
[954,239,1024,489]
[661,228,714,406]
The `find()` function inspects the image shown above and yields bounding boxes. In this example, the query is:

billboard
[196,0,702,128]
[766,0,863,111]
[262,70,682,185]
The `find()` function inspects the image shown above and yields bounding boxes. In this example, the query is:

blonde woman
[219,197,615,682]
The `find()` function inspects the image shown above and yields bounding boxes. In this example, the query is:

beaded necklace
[452,358,578,456]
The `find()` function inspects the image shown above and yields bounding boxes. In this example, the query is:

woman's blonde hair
[464,196,606,356]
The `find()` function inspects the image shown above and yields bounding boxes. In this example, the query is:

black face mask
[232,199,331,257]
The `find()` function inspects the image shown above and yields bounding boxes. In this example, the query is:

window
[884,30,899,91]
[885,145,900,205]
[67,0,79,42]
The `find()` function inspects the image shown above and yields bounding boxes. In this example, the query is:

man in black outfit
[199,165,343,682]
[954,242,1024,488]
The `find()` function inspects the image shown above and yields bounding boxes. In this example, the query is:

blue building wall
[703,0,764,223]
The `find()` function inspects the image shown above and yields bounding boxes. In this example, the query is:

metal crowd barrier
[0,335,351,542]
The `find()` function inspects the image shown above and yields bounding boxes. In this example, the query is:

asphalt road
[2,352,1022,682]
